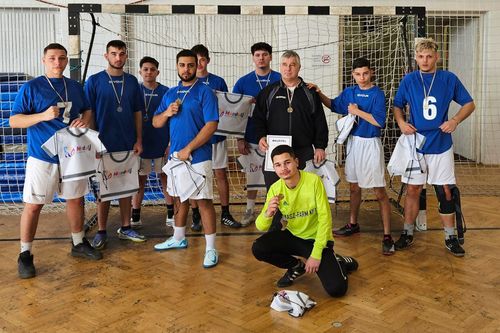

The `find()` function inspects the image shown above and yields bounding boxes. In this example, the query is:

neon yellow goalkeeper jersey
[256,170,334,260]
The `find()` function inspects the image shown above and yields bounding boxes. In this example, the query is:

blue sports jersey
[11,76,90,164]
[331,85,386,138]
[394,70,473,154]
[85,70,143,152]
[141,83,169,159]
[199,73,228,144]
[233,70,281,143]
[155,81,219,164]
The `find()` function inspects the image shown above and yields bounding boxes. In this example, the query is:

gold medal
[175,98,182,106]
[287,106,293,113]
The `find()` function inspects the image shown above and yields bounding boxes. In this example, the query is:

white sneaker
[165,216,174,227]
[130,218,142,229]
[203,249,219,268]
[241,209,255,227]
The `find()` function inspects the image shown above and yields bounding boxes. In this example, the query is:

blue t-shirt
[155,81,219,164]
[141,83,169,159]
[199,73,228,144]
[394,70,473,154]
[11,76,90,164]
[85,70,143,152]
[233,70,281,143]
[331,85,386,138]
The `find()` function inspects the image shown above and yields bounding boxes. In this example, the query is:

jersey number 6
[422,96,437,120]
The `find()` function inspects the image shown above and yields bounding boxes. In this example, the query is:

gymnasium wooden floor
[0,196,499,333]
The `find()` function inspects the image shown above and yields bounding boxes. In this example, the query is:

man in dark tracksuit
[253,50,329,230]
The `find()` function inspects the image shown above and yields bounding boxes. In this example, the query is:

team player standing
[12,37,473,281]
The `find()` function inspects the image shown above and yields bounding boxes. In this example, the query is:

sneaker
[382,238,395,256]
[394,231,414,250]
[191,210,202,232]
[154,236,188,251]
[334,223,360,237]
[335,254,359,273]
[165,215,174,227]
[83,214,98,233]
[117,228,146,242]
[221,213,242,228]
[18,251,36,279]
[277,262,306,288]
[445,235,465,257]
[203,249,219,268]
[71,238,103,260]
[92,232,108,250]
[130,218,142,229]
[240,209,255,227]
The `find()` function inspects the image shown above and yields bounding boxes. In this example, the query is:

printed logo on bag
[105,168,133,179]
[63,144,92,158]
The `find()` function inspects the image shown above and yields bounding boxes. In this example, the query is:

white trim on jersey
[96,151,139,202]
[214,91,253,138]
[304,159,340,203]
[42,127,105,182]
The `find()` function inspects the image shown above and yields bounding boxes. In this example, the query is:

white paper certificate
[264,135,292,172]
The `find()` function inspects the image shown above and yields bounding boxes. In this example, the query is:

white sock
[173,226,186,241]
[71,231,85,246]
[205,233,216,251]
[246,199,256,212]
[21,241,32,253]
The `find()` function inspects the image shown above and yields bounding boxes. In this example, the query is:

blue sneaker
[117,228,146,242]
[154,237,188,251]
[92,232,108,250]
[203,249,219,268]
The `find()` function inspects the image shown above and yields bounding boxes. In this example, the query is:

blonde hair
[415,38,439,53]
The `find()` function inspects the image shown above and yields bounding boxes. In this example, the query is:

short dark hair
[191,44,210,60]
[176,49,198,65]
[106,40,127,52]
[251,42,272,55]
[352,57,371,70]
[271,145,295,162]
[44,43,67,55]
[140,56,159,69]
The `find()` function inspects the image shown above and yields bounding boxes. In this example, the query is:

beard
[178,71,197,83]
[109,62,124,70]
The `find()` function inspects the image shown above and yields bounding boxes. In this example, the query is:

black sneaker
[71,238,103,260]
[277,262,306,288]
[335,254,358,273]
[445,235,465,257]
[334,223,360,237]
[18,251,36,279]
[394,231,414,250]
[191,210,202,232]
[382,238,395,256]
[221,214,242,228]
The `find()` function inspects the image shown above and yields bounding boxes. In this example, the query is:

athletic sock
[20,241,32,253]
[403,223,415,236]
[173,226,186,241]
[204,233,216,251]
[166,204,174,218]
[97,230,107,235]
[246,199,255,212]
[221,205,230,216]
[121,225,131,231]
[444,226,455,240]
[349,222,358,227]
[131,208,141,222]
[383,234,392,241]
[192,207,200,216]
[71,231,84,246]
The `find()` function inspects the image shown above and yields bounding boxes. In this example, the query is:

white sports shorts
[139,157,165,176]
[345,136,386,188]
[402,147,456,185]
[23,157,89,204]
[212,140,228,170]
